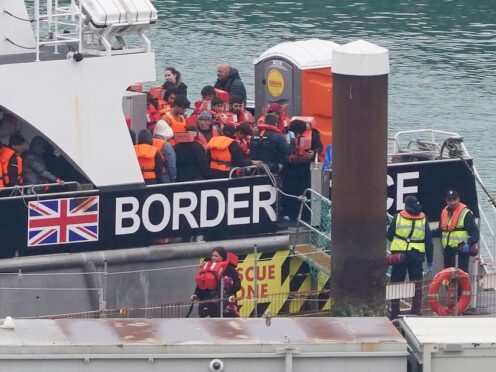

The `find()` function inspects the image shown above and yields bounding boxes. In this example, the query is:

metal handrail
[0,181,82,198]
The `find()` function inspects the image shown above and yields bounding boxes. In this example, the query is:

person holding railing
[23,136,64,191]
[387,195,433,319]
[192,247,241,318]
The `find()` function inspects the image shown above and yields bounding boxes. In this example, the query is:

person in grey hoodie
[23,136,64,187]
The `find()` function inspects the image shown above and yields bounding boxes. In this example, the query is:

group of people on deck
[130,63,323,221]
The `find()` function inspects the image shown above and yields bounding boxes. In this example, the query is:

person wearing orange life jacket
[229,95,254,124]
[207,124,256,179]
[257,102,291,132]
[162,95,190,135]
[152,120,176,183]
[188,85,217,126]
[0,132,26,187]
[387,196,433,319]
[433,189,479,274]
[146,93,162,132]
[280,119,323,220]
[134,129,164,185]
[234,122,253,157]
[250,113,292,174]
[195,110,223,148]
[192,246,241,318]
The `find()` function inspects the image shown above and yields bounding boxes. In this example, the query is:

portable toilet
[254,39,340,149]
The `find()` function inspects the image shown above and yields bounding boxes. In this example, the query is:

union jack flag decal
[27,196,99,247]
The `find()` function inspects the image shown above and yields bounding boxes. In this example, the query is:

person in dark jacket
[281,119,323,220]
[249,113,292,173]
[192,247,241,318]
[163,67,187,98]
[214,63,247,101]
[175,126,210,182]
[387,196,433,319]
[23,136,64,187]
[207,124,256,179]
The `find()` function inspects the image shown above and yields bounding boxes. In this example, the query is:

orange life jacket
[196,126,222,149]
[195,252,238,290]
[134,144,157,180]
[207,136,234,171]
[0,162,3,188]
[149,86,164,100]
[215,89,229,103]
[128,83,143,92]
[289,128,313,164]
[440,203,468,232]
[237,110,254,124]
[400,210,426,219]
[195,260,229,290]
[0,147,23,186]
[216,112,237,127]
[256,123,283,136]
[257,114,290,132]
[164,111,187,133]
[152,138,168,175]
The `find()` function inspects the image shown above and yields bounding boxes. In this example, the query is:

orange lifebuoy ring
[428,267,471,315]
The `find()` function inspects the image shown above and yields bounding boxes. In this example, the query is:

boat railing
[388,129,470,162]
[470,165,496,274]
[32,0,83,61]
[0,181,82,198]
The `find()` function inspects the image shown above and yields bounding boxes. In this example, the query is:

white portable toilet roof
[253,39,340,70]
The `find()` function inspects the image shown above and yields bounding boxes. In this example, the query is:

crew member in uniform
[387,195,433,319]
[434,189,479,273]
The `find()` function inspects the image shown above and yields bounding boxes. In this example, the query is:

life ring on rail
[427,267,471,316]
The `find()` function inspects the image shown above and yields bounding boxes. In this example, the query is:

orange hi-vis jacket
[0,147,22,186]
[134,144,158,180]
[207,136,234,172]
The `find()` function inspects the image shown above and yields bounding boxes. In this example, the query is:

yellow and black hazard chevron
[236,250,330,317]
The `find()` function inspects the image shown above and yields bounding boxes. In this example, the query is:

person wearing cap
[387,195,433,319]
[434,190,479,273]
[214,63,247,102]
[195,110,223,148]
[152,120,177,183]
[257,102,291,132]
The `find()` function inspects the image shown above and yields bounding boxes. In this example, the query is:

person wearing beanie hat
[152,120,176,182]
[134,129,164,185]
[387,195,433,319]
[196,110,223,147]
[433,189,479,274]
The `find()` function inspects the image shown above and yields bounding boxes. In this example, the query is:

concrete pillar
[330,40,389,316]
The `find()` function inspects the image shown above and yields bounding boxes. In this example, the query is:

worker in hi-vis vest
[433,189,479,274]
[387,195,433,319]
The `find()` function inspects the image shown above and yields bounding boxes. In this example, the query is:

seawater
[151,0,496,191]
